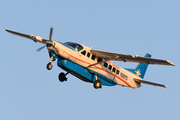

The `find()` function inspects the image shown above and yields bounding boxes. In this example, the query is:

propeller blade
[36,45,46,52]
[49,26,53,41]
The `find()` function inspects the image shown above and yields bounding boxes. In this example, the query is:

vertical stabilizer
[125,53,151,79]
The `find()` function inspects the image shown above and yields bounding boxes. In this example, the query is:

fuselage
[48,41,142,88]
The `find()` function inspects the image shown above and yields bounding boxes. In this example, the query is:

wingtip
[167,60,175,66]
[5,29,13,33]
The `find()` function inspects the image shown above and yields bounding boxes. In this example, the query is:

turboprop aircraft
[5,27,175,89]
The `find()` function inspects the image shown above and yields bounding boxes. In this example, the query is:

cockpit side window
[64,42,83,52]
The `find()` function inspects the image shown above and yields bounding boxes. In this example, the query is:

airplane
[5,26,175,89]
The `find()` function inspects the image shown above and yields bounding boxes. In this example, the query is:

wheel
[58,72,67,82]
[93,80,102,89]
[47,62,53,70]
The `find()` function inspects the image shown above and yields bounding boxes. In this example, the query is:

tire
[58,72,67,82]
[93,80,101,89]
[47,62,53,70]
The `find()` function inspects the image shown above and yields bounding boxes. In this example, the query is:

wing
[90,49,175,66]
[134,78,169,88]
[5,29,51,44]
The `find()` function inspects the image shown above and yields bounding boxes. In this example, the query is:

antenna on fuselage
[90,45,94,49]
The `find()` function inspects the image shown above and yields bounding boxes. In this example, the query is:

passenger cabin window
[87,52,90,58]
[64,42,83,52]
[116,70,120,75]
[91,55,96,60]
[104,62,108,68]
[81,50,86,56]
[108,65,112,70]
[97,58,103,62]
[112,67,116,73]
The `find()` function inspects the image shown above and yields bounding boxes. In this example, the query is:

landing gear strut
[46,56,55,70]
[93,73,102,89]
[58,72,68,82]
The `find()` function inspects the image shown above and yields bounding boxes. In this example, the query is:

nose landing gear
[46,56,56,70]
[47,62,53,70]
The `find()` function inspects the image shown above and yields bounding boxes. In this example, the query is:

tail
[125,53,152,79]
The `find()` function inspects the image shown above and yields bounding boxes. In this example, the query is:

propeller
[36,26,54,52]
[36,45,46,52]
[49,26,53,41]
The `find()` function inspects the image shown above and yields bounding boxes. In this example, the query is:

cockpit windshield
[64,42,84,52]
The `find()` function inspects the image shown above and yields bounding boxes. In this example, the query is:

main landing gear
[47,60,102,89]
[94,80,102,89]
[58,72,69,82]
[93,73,102,89]
[46,56,56,70]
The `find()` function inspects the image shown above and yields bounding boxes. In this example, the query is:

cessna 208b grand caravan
[5,27,175,89]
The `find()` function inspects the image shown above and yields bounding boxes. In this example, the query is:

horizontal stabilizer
[134,78,169,88]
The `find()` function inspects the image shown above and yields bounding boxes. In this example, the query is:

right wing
[90,49,175,66]
[134,78,169,88]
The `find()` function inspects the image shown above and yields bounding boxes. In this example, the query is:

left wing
[5,29,52,45]
[90,49,175,66]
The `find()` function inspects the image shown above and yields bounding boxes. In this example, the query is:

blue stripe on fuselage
[57,59,117,86]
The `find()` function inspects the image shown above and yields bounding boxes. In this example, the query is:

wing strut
[88,59,110,68]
